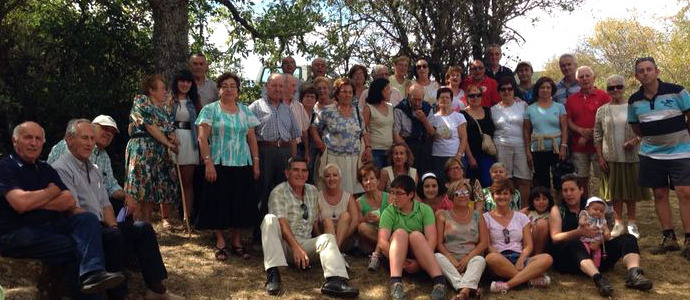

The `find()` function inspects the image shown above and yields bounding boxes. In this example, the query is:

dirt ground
[2,196,689,300]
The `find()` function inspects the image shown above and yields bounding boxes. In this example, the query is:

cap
[515,61,533,71]
[92,115,119,133]
[585,196,605,208]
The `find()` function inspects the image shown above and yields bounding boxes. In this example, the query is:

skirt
[175,129,199,165]
[124,137,179,204]
[194,165,258,229]
[600,162,651,202]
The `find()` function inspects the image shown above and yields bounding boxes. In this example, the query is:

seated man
[378,175,447,300]
[261,157,358,298]
[51,119,183,300]
[0,121,124,297]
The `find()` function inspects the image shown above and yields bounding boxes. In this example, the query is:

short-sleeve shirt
[461,77,500,107]
[483,211,530,253]
[128,94,175,137]
[492,101,527,146]
[485,65,514,82]
[524,102,566,152]
[554,79,580,105]
[423,195,454,212]
[52,152,111,221]
[48,140,122,197]
[0,154,68,235]
[389,75,411,96]
[429,112,466,157]
[196,101,260,166]
[197,77,218,107]
[359,192,390,218]
[565,89,611,153]
[268,182,319,240]
[482,188,521,212]
[249,98,301,142]
[628,79,690,160]
[379,201,435,233]
[313,106,365,155]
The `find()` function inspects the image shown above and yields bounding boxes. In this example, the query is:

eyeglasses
[467,93,483,99]
[606,85,624,92]
[390,190,408,196]
[416,64,428,69]
[503,228,510,244]
[453,189,471,198]
[499,87,513,92]
[300,203,309,220]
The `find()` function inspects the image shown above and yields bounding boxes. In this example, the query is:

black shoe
[626,267,652,291]
[265,267,281,296]
[681,239,690,261]
[430,283,446,300]
[650,235,681,254]
[594,275,614,297]
[321,277,359,298]
[80,271,125,294]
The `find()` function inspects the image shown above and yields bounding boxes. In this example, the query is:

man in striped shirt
[628,57,690,260]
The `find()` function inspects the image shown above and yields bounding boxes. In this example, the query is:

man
[515,61,535,103]
[52,119,183,300]
[311,57,328,79]
[565,66,610,196]
[189,53,218,106]
[554,54,581,105]
[484,44,514,81]
[48,115,137,216]
[461,59,500,107]
[0,121,124,297]
[281,56,297,75]
[261,157,358,298]
[250,73,302,223]
[389,55,411,95]
[283,74,310,160]
[628,57,690,259]
[359,64,404,107]
[393,83,435,175]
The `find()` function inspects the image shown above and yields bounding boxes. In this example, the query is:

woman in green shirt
[355,164,389,271]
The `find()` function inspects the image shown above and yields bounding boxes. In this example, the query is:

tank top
[175,98,191,122]
[318,191,351,221]
[367,103,394,150]
[382,166,418,191]
[359,192,390,219]
[443,210,480,259]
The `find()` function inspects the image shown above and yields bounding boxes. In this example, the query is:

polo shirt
[554,79,580,105]
[0,154,68,235]
[461,76,500,107]
[379,200,435,233]
[485,65,514,82]
[565,88,611,153]
[628,79,690,160]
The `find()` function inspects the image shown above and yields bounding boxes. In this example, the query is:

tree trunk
[148,0,189,84]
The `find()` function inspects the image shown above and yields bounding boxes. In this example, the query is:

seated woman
[484,179,553,293]
[355,164,390,271]
[482,162,521,212]
[520,186,554,254]
[445,158,484,211]
[435,181,488,300]
[316,163,360,250]
[417,173,453,212]
[380,142,418,191]
[549,174,652,297]
[379,175,447,300]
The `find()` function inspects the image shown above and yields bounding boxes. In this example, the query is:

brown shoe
[650,235,680,254]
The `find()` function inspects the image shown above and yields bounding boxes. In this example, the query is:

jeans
[372,149,388,170]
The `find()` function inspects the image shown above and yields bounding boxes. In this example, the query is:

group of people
[0,47,689,300]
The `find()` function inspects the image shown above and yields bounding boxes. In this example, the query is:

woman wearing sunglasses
[483,179,553,293]
[461,84,495,188]
[412,58,440,106]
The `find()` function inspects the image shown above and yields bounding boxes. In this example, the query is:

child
[579,197,611,267]
[520,186,554,254]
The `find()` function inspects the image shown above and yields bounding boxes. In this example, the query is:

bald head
[267,73,284,102]
[408,83,424,109]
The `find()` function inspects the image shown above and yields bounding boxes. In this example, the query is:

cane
[170,149,192,237]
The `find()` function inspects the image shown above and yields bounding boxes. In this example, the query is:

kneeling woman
[549,174,652,297]
[484,179,552,293]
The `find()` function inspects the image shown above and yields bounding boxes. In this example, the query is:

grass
[2,195,689,300]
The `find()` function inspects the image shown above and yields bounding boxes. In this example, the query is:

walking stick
[171,150,192,237]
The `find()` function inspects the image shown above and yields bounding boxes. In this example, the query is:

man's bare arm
[5,183,62,214]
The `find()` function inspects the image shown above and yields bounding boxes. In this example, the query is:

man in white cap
[48,115,138,217]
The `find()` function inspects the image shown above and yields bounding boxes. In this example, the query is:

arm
[378,228,392,257]
[310,125,326,153]
[559,114,569,160]
[423,223,438,252]
[247,128,260,180]
[523,119,533,169]
[457,123,468,158]
[549,205,585,243]
[144,124,175,150]
[435,211,460,267]
[346,196,360,236]
[5,183,65,214]
[379,170,390,191]
[516,222,534,270]
[602,222,611,241]
[197,123,217,182]
[39,190,78,213]
[102,205,117,227]
[290,139,297,157]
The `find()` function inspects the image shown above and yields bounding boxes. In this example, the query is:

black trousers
[406,138,433,176]
[532,151,558,189]
[550,233,640,274]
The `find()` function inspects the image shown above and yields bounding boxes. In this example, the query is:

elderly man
[554,54,581,105]
[52,119,183,300]
[262,157,358,298]
[283,74,310,158]
[189,53,218,106]
[389,55,411,95]
[461,59,500,107]
[0,121,124,297]
[628,57,690,259]
[515,61,535,103]
[282,56,297,75]
[311,57,328,78]
[565,66,610,196]
[359,64,404,107]
[484,44,514,81]
[393,83,435,175]
[48,115,137,217]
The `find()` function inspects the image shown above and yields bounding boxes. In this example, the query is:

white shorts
[495,143,531,180]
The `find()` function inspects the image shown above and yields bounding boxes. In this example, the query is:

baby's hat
[585,197,605,208]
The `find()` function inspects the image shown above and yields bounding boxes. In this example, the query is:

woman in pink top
[417,173,453,212]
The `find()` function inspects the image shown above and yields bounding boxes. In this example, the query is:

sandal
[231,246,250,259]
[215,246,228,261]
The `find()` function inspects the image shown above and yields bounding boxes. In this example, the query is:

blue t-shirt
[524,102,566,151]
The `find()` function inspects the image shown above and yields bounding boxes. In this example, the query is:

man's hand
[124,194,139,216]
[291,245,310,269]
[413,109,427,122]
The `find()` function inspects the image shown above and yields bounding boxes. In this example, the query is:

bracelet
[365,146,372,149]
[203,155,211,160]
[252,156,259,160]
[560,144,568,147]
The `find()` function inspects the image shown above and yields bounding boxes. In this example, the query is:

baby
[579,197,611,267]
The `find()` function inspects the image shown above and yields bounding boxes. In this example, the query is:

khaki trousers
[434,253,486,290]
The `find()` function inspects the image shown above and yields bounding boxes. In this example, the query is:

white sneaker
[611,222,626,238]
[628,223,640,239]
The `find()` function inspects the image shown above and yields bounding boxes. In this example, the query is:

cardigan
[593,103,639,162]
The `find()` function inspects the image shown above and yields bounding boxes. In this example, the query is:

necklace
[453,207,471,220]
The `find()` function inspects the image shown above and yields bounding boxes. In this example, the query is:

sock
[662,229,676,238]
[592,273,602,282]
[432,276,446,285]
[390,277,402,284]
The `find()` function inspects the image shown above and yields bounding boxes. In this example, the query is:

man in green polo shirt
[378,175,446,300]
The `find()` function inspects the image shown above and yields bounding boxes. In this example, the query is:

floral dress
[124,94,179,204]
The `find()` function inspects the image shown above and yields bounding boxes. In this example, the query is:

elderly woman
[355,164,390,270]
[484,179,553,293]
[349,64,368,103]
[312,78,371,194]
[594,75,650,238]
[429,87,468,183]
[125,74,179,226]
[462,84,495,187]
[435,181,489,300]
[445,158,484,211]
[549,174,652,297]
[317,163,359,250]
[380,142,418,191]
[413,58,440,106]
[523,77,568,189]
[364,78,394,169]
[194,72,260,260]
[492,76,531,202]
[482,163,521,212]
[313,76,334,113]
[445,65,466,111]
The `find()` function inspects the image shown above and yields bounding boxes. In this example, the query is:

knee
[484,252,502,265]
[316,233,337,248]
[357,222,369,233]
[261,214,279,229]
[470,255,486,266]
[536,219,549,232]
[408,230,425,241]
[392,229,409,239]
[72,211,100,226]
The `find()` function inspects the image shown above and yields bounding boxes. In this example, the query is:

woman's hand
[515,256,526,271]
[205,162,217,182]
[578,222,599,238]
[252,163,260,180]
[598,156,609,173]
[315,140,326,153]
[361,147,373,164]
[456,255,470,273]
[364,212,379,223]
[558,147,568,161]
[467,155,478,169]
[526,151,534,170]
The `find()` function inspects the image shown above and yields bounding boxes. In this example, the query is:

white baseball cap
[92,115,119,133]
[585,196,606,208]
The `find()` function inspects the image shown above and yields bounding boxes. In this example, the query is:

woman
[445,65,466,111]
[171,69,200,229]
[313,76,334,113]
[417,173,453,212]
[348,64,368,103]
[413,58,440,106]
[523,77,568,189]
[549,174,652,297]
[364,78,394,169]
[380,142,418,191]
[429,87,468,183]
[482,163,521,212]
[194,72,260,261]
[593,75,650,239]
[435,181,488,300]
[355,165,390,270]
[317,163,359,249]
[445,158,484,211]
[300,86,319,182]
[462,84,495,187]
[484,179,553,293]
[491,77,531,204]
[312,78,371,194]
[124,74,179,226]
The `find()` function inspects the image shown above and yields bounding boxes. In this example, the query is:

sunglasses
[499,87,514,92]
[300,203,309,220]
[416,64,428,69]
[467,93,483,99]
[606,85,624,92]
[453,189,471,198]
[503,228,510,244]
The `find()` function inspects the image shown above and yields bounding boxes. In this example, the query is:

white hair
[65,118,93,138]
[606,74,625,86]
[575,66,594,78]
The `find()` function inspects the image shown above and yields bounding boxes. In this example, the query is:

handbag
[469,113,497,156]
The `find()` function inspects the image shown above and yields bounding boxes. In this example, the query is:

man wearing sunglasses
[462,59,500,107]
[260,157,358,298]
[628,57,690,260]
[565,66,611,196]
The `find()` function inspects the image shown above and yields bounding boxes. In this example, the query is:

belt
[258,140,291,148]
[174,121,191,129]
